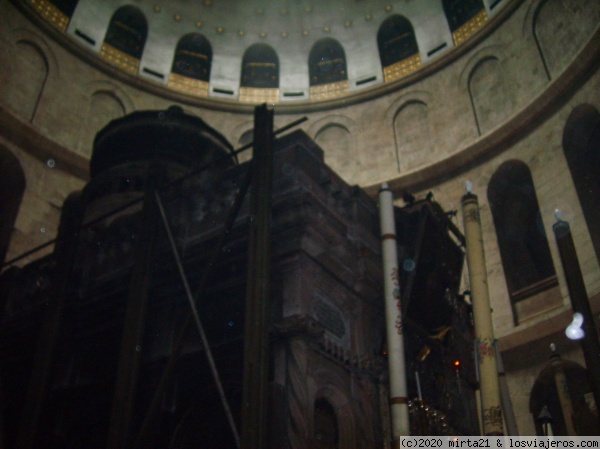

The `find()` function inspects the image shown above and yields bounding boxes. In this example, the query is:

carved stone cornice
[273,314,325,342]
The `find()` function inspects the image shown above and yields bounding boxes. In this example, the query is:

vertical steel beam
[107,164,161,449]
[241,104,274,449]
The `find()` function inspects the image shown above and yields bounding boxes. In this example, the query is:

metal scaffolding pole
[132,168,252,449]
[154,190,241,448]
[15,193,83,449]
[241,104,274,449]
[107,164,162,449]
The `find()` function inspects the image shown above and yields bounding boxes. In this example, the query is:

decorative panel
[383,53,422,83]
[238,87,279,104]
[452,9,488,46]
[100,43,139,74]
[309,81,349,101]
[29,0,69,31]
[167,73,209,97]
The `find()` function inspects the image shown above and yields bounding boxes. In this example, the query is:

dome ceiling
[25,0,510,107]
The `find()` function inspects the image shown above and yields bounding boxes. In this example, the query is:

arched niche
[377,15,420,82]
[0,146,26,265]
[314,121,355,182]
[314,397,339,448]
[311,385,356,449]
[468,56,512,135]
[2,40,48,122]
[562,104,600,262]
[487,160,559,323]
[237,129,254,164]
[78,90,126,157]
[532,0,598,80]
[393,100,432,173]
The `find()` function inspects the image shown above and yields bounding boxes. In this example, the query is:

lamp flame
[565,313,585,340]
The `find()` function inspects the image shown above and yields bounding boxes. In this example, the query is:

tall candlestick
[552,215,600,426]
[379,183,410,445]
[461,189,504,436]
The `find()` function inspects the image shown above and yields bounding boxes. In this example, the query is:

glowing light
[565,313,585,340]
[453,360,460,368]
[555,209,563,221]
[466,180,473,193]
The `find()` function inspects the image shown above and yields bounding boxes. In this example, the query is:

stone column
[461,191,504,435]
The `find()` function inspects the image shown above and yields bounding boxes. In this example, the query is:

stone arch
[392,100,433,173]
[562,103,600,262]
[310,116,356,182]
[468,56,512,135]
[0,146,26,265]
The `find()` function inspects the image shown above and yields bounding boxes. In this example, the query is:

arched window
[562,104,600,262]
[101,5,147,74]
[443,0,487,46]
[0,147,26,265]
[239,44,279,103]
[37,0,79,31]
[309,38,347,87]
[241,44,278,88]
[314,398,338,449]
[377,15,420,82]
[308,39,348,100]
[487,161,557,304]
[171,34,212,81]
[51,0,79,17]
[168,33,212,97]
